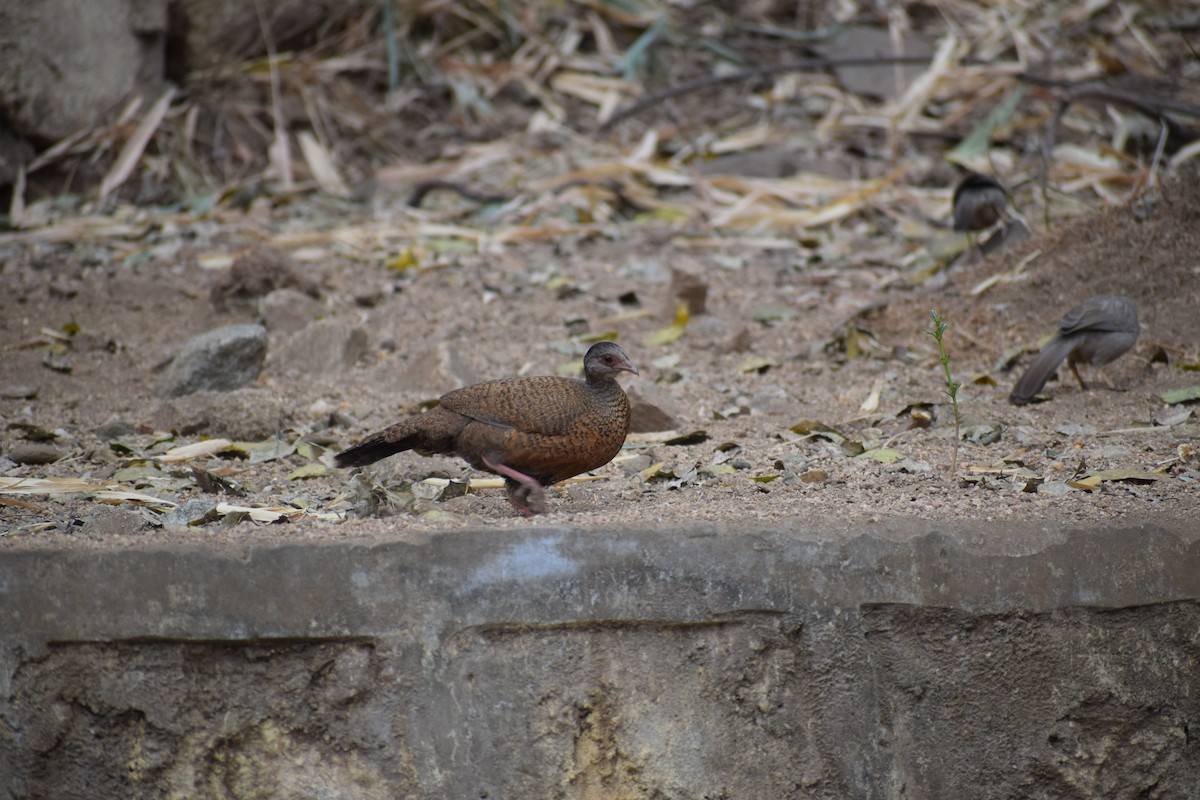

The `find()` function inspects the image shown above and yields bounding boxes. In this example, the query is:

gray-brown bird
[952,172,1008,233]
[1009,295,1139,406]
[336,342,638,516]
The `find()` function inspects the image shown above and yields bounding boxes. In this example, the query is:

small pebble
[95,418,134,440]
[618,454,653,475]
[9,442,63,465]
[161,499,219,528]
[0,385,38,400]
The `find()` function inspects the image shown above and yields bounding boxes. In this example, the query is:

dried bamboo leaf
[0,476,98,494]
[582,0,662,27]
[214,502,304,522]
[615,15,667,81]
[297,132,349,196]
[709,124,778,155]
[551,72,631,107]
[26,127,94,173]
[0,477,177,509]
[860,377,884,413]
[9,163,25,227]
[948,85,1026,163]
[95,490,178,510]
[98,88,176,203]
[155,439,235,462]
[968,249,1041,296]
[885,34,962,129]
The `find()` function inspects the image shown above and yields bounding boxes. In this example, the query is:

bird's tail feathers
[1009,336,1074,405]
[334,417,431,467]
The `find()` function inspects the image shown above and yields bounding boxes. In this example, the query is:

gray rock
[8,442,62,465]
[669,261,709,316]
[160,498,219,529]
[270,320,369,377]
[259,288,323,333]
[817,25,933,101]
[156,324,267,398]
[0,0,166,142]
[626,382,682,433]
[154,388,290,441]
[211,246,320,315]
[617,454,653,474]
[386,341,481,396]
[749,384,793,416]
[95,417,134,440]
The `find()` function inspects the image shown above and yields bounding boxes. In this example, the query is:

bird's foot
[1098,367,1119,391]
[507,484,547,518]
[521,484,547,516]
[483,457,547,516]
[1069,362,1090,391]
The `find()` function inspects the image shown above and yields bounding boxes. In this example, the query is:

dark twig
[597,54,932,133]
[406,180,510,208]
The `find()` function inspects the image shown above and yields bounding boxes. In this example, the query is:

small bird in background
[1009,295,1140,406]
[335,342,639,516]
[951,171,1032,260]
[952,171,1009,234]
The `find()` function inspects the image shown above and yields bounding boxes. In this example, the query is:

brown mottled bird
[1009,295,1139,406]
[952,172,1008,233]
[336,342,638,516]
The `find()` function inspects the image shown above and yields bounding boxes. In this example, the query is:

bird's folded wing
[1060,297,1135,334]
[439,376,586,436]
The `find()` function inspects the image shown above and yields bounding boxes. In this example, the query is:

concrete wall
[2,522,1198,798]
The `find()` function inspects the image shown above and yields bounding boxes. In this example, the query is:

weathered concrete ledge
[2,521,1198,798]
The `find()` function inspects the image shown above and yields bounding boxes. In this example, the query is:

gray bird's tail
[1009,335,1074,405]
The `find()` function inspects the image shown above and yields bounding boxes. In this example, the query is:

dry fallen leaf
[288,463,329,480]
[0,476,176,510]
[156,439,234,463]
[215,503,305,523]
[640,303,690,347]
[1161,385,1200,405]
[856,448,904,463]
[1067,470,1161,491]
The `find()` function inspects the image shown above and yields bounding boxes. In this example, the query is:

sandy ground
[1,169,1198,547]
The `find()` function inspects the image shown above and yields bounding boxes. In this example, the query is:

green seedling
[928,310,961,481]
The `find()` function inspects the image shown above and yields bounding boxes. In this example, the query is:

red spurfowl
[336,342,639,516]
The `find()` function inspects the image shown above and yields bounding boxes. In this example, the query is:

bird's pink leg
[482,457,547,516]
